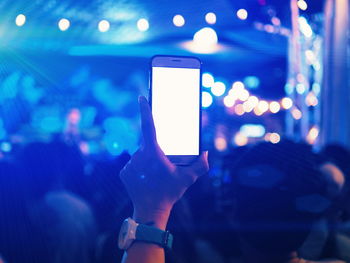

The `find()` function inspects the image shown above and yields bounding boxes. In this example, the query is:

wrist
[133,209,171,230]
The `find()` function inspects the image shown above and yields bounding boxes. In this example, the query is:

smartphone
[150,55,202,165]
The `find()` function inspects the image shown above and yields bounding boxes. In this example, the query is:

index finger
[139,96,157,149]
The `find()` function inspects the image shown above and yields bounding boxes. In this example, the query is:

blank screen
[152,66,200,155]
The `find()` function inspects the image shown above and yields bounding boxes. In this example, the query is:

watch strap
[135,224,173,250]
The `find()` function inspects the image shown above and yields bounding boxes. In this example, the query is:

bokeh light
[297,0,308,10]
[306,126,319,144]
[173,15,185,27]
[269,101,281,113]
[193,27,218,47]
[306,92,319,106]
[202,73,214,88]
[281,97,293,109]
[234,132,248,146]
[237,9,248,20]
[58,18,70,31]
[202,91,213,108]
[242,101,254,112]
[215,137,227,151]
[223,95,236,108]
[247,96,259,108]
[269,133,281,144]
[137,18,149,31]
[235,104,245,116]
[15,14,26,27]
[292,108,302,120]
[98,20,110,32]
[257,100,269,113]
[205,12,217,24]
[211,81,226,97]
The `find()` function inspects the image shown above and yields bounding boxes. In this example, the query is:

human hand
[120,96,209,229]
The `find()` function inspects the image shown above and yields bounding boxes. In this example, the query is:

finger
[139,96,157,149]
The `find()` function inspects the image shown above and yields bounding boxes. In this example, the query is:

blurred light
[296,83,306,94]
[247,96,259,108]
[306,126,319,144]
[79,142,89,155]
[211,81,226,97]
[235,104,245,116]
[98,20,110,32]
[240,124,265,138]
[305,50,316,64]
[284,83,294,95]
[173,15,185,27]
[253,107,263,116]
[137,18,149,31]
[215,137,227,151]
[238,89,250,101]
[306,92,318,106]
[237,9,248,20]
[264,24,274,33]
[232,81,245,90]
[205,12,217,24]
[271,17,281,26]
[242,101,254,112]
[297,73,305,83]
[202,73,214,88]
[257,100,269,113]
[292,108,302,120]
[15,14,26,27]
[312,83,321,95]
[244,76,260,89]
[297,0,308,10]
[202,91,213,108]
[0,142,12,153]
[223,95,236,108]
[67,108,81,124]
[299,17,313,38]
[269,101,281,113]
[58,18,70,31]
[193,27,218,50]
[281,97,293,109]
[234,132,248,146]
[313,61,321,71]
[269,133,281,144]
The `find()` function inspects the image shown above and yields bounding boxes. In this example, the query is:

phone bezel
[149,55,202,165]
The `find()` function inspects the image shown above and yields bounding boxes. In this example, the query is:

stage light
[306,126,319,144]
[305,50,316,64]
[58,18,70,31]
[98,20,110,32]
[205,12,216,24]
[269,101,281,113]
[211,81,226,97]
[271,17,281,26]
[298,17,313,38]
[232,81,245,90]
[258,100,269,113]
[284,83,294,95]
[297,0,308,11]
[264,24,274,33]
[269,133,280,144]
[15,14,26,27]
[296,83,306,94]
[137,18,149,31]
[223,95,236,108]
[215,137,227,151]
[173,15,185,27]
[240,124,265,138]
[253,107,263,116]
[292,108,302,120]
[281,97,293,109]
[234,132,248,146]
[247,96,259,108]
[193,27,218,47]
[237,9,248,20]
[235,104,245,116]
[202,73,214,88]
[202,91,213,108]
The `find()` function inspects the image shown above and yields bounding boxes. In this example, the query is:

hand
[120,96,209,229]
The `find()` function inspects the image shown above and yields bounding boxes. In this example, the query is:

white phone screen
[152,66,200,156]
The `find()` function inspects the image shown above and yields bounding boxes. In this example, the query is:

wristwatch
[118,218,173,250]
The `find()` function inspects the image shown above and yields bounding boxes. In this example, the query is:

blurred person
[17,141,97,263]
[117,96,342,263]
